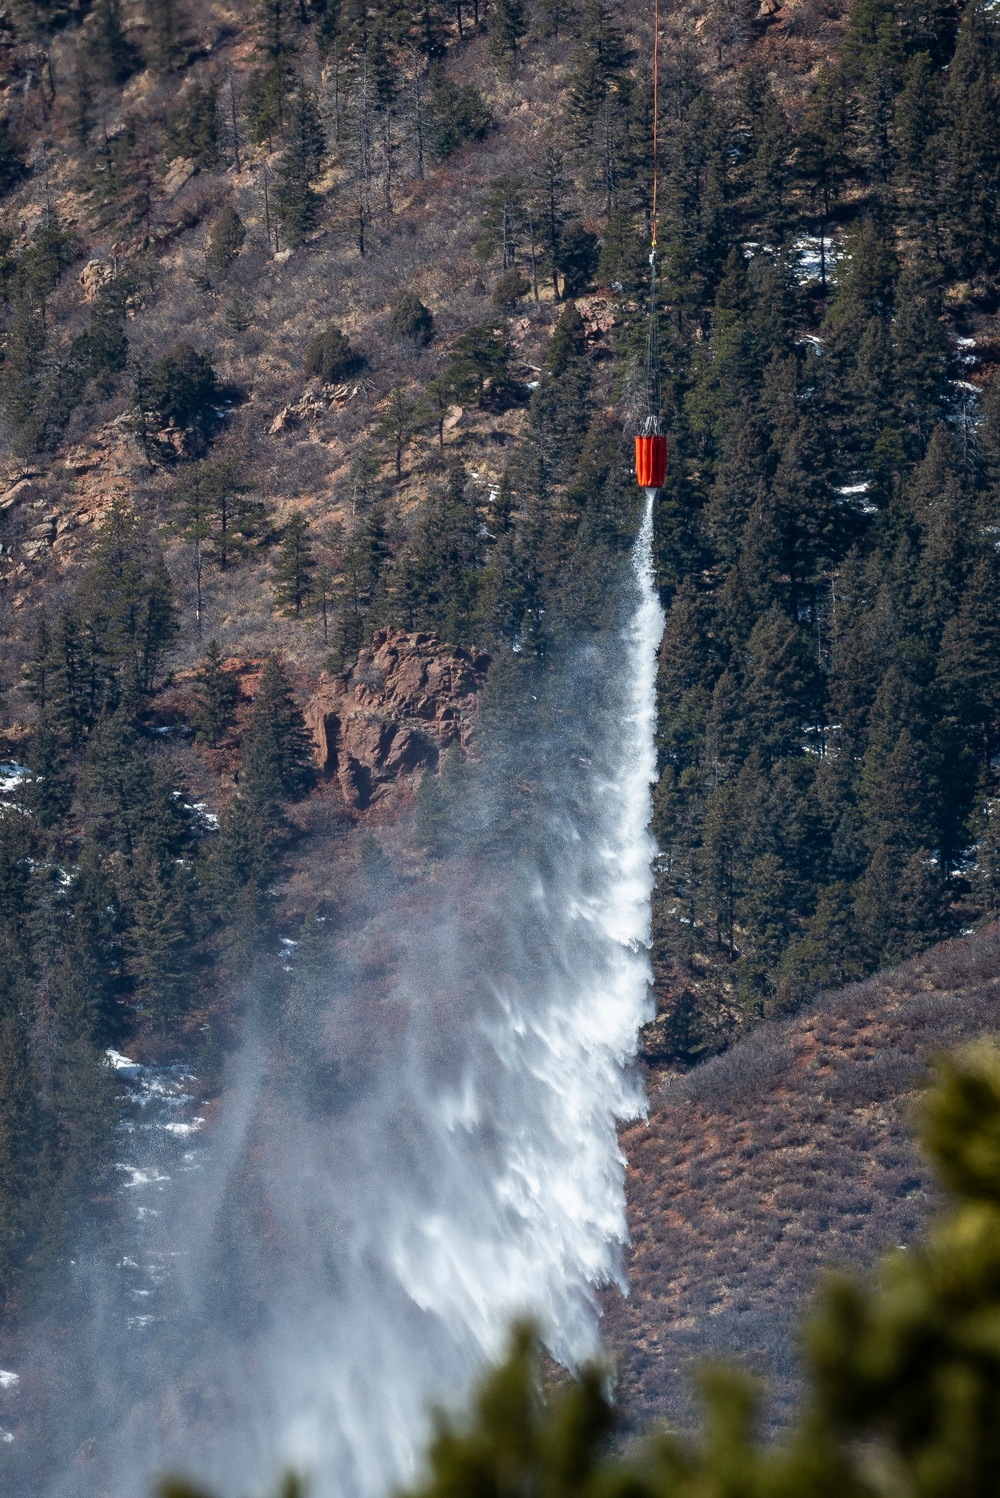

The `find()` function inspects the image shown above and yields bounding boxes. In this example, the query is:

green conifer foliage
[427,78,491,160]
[0,1011,41,1298]
[145,344,224,447]
[273,511,317,616]
[597,207,646,292]
[167,81,221,169]
[939,0,1000,278]
[206,206,247,279]
[447,325,515,408]
[304,324,358,384]
[555,221,599,297]
[373,385,417,478]
[388,293,434,345]
[125,848,194,1025]
[743,607,821,764]
[0,116,25,200]
[150,1048,1000,1498]
[24,712,73,828]
[145,0,189,74]
[488,0,527,68]
[273,86,327,246]
[257,0,295,60]
[389,464,482,639]
[74,281,130,397]
[241,655,316,806]
[192,641,241,747]
[81,0,139,87]
[51,842,123,1046]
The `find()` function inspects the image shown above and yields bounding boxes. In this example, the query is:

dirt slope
[604,925,1000,1432]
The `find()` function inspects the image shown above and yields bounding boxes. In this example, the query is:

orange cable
[651,0,659,249]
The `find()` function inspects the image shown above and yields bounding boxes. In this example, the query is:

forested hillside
[0,0,998,1352]
[643,0,1000,1055]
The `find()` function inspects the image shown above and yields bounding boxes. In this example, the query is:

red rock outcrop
[304,629,490,809]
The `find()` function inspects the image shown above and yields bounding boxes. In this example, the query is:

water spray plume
[16,499,665,1498]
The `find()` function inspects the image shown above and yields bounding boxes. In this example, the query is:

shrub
[388,293,434,345]
[491,269,530,308]
[304,324,359,385]
[145,343,222,440]
[428,79,491,160]
[205,206,246,277]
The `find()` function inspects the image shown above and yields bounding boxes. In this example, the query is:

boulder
[0,478,40,511]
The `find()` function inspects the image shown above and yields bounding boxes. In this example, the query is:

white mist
[44,499,665,1498]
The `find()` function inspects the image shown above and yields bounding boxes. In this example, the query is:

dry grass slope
[604,924,1000,1432]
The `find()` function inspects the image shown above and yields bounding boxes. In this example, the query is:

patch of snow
[953,379,980,394]
[1,1432,13,1443]
[0,762,29,794]
[956,336,976,347]
[0,1371,19,1390]
[837,481,870,495]
[526,380,539,390]
[185,801,219,829]
[106,1049,142,1077]
[116,1165,172,1188]
[793,234,842,285]
[161,1118,204,1136]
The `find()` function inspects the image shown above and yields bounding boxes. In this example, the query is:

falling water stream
[11,497,664,1498]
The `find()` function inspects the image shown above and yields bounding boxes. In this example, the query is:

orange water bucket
[635,433,668,490]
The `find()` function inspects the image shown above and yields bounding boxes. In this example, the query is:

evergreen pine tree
[273,86,327,246]
[125,847,194,1025]
[488,0,528,67]
[241,656,315,806]
[272,511,317,617]
[373,385,417,479]
[145,0,188,74]
[166,80,220,169]
[82,0,139,86]
[938,0,1000,277]
[206,206,247,279]
[743,607,821,764]
[257,0,295,59]
[192,641,240,747]
[0,1011,41,1298]
[24,712,73,829]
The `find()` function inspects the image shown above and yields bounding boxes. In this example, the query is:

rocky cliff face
[304,629,490,810]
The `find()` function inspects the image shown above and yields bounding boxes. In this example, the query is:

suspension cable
[643,0,661,436]
[652,0,659,251]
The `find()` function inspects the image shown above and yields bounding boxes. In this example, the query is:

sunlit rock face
[304,629,490,808]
